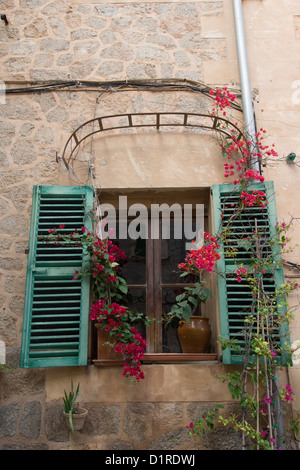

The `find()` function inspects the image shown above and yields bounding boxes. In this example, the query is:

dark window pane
[162,288,182,353]
[118,237,146,285]
[162,222,197,284]
[121,287,147,338]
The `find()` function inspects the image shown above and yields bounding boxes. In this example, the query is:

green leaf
[171,305,181,314]
[118,284,128,294]
[69,410,74,433]
[188,296,198,306]
[237,239,252,252]
[175,293,187,302]
[182,303,192,322]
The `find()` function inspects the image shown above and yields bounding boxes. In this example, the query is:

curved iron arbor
[61,112,245,169]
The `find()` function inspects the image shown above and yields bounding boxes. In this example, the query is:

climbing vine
[187,87,300,450]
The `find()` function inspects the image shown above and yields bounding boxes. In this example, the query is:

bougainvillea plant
[89,298,149,382]
[41,225,151,382]
[185,87,300,449]
[209,86,277,209]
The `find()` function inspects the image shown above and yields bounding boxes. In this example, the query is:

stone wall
[0,349,266,450]
[1,0,228,82]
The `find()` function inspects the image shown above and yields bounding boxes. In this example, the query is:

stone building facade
[0,0,300,451]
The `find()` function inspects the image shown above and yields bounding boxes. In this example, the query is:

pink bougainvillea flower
[186,423,195,429]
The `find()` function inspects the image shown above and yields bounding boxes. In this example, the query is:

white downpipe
[232,0,260,172]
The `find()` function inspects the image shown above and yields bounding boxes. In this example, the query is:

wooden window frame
[93,188,218,365]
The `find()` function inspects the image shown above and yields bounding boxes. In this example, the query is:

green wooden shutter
[212,181,290,365]
[20,185,94,368]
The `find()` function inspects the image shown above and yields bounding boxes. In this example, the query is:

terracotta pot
[63,407,88,431]
[177,316,211,353]
[95,323,123,360]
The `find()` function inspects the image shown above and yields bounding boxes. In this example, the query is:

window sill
[143,353,218,363]
[93,353,218,366]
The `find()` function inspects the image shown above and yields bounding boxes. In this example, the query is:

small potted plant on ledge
[164,233,220,353]
[62,381,88,433]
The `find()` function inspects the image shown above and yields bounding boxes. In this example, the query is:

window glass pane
[162,222,196,284]
[117,236,146,285]
[162,287,182,353]
[121,287,147,338]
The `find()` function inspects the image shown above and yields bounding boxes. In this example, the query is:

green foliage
[189,179,299,450]
[187,405,224,437]
[164,282,212,326]
[62,380,80,433]
[218,415,273,450]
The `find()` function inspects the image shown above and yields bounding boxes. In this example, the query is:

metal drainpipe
[232,0,286,449]
[232,0,260,173]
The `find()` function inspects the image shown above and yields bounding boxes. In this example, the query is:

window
[96,188,218,361]
[20,182,289,368]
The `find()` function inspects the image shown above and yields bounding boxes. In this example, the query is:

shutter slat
[20,185,93,368]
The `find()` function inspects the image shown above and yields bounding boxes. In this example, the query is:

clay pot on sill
[177,316,212,353]
[63,408,88,432]
[94,322,123,360]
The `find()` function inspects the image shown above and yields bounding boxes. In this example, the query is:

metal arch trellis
[61,112,246,170]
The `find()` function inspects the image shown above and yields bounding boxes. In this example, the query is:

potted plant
[90,299,151,382]
[78,228,151,382]
[164,232,220,353]
[62,381,88,432]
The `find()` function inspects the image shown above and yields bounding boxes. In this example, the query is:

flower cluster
[209,86,237,115]
[90,299,148,382]
[265,385,295,409]
[178,233,221,275]
[280,384,295,404]
[221,132,270,209]
[115,333,147,381]
[221,131,269,208]
[90,237,127,296]
[233,168,265,187]
[240,190,267,208]
[235,266,247,283]
[165,233,220,325]
[252,128,278,161]
[210,87,279,211]
[275,220,294,251]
